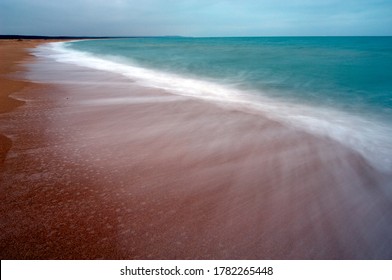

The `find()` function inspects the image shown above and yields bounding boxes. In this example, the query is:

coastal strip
[1,41,391,259]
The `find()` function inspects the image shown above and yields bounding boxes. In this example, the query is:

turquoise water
[41,37,392,171]
[66,37,392,121]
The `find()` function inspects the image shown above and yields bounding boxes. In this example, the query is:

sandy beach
[1,40,391,259]
[0,40,36,164]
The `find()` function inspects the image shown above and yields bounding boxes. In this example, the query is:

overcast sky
[1,0,391,36]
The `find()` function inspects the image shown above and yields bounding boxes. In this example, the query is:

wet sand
[1,41,392,259]
[0,40,37,164]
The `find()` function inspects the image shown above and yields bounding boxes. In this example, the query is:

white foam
[33,41,392,173]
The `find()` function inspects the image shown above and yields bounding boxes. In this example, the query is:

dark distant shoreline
[0,35,184,40]
[0,35,125,40]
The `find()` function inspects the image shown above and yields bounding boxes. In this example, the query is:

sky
[1,0,391,37]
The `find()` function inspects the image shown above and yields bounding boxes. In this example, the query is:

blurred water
[33,37,392,172]
[68,37,392,120]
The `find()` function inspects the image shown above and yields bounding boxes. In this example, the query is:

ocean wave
[33,41,392,173]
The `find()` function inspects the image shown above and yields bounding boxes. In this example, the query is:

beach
[1,40,392,259]
[0,40,37,164]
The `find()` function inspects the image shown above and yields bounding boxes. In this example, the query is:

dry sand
[0,40,391,259]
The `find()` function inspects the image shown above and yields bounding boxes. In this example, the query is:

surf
[32,40,392,173]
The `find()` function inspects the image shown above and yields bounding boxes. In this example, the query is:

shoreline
[1,41,392,259]
[0,39,70,165]
[0,40,42,165]
[47,39,392,174]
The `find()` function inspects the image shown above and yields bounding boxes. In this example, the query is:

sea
[35,36,392,173]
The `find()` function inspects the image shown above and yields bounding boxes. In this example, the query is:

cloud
[0,0,391,36]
